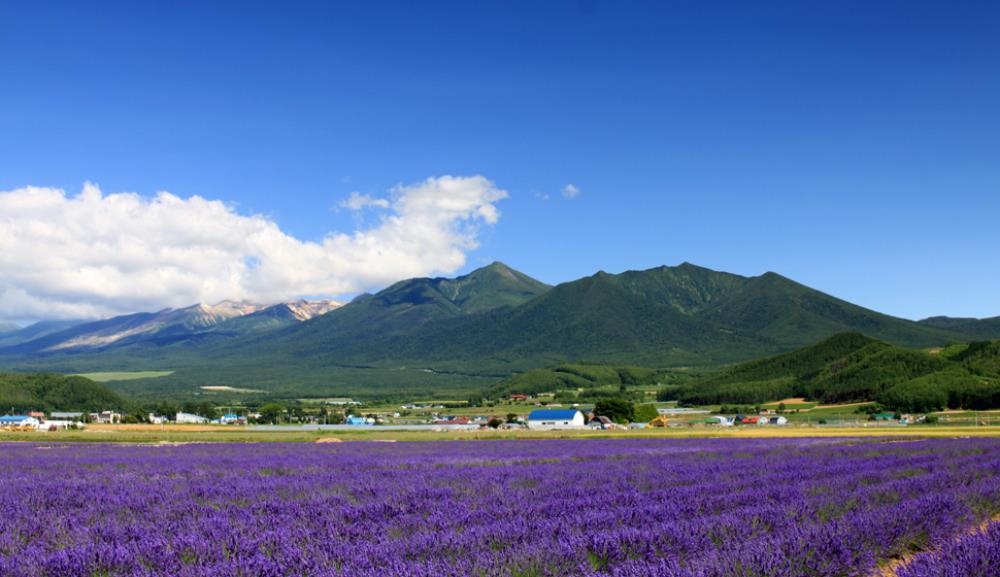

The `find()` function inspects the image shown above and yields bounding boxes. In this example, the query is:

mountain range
[0,300,341,354]
[0,262,997,400]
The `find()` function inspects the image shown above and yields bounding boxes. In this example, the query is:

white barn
[175,412,208,424]
[527,409,585,430]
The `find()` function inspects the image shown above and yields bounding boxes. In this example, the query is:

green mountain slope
[0,372,127,412]
[919,316,1000,340]
[0,262,987,400]
[251,262,963,371]
[216,261,552,360]
[672,333,1000,411]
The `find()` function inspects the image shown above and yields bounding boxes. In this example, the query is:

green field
[73,371,174,382]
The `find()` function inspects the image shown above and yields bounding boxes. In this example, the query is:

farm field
[4,423,1000,443]
[5,423,1000,444]
[0,438,998,576]
[71,371,174,382]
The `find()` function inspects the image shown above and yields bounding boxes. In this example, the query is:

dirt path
[875,513,1000,576]
[814,401,873,410]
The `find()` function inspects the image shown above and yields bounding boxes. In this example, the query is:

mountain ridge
[0,262,993,399]
[0,299,342,354]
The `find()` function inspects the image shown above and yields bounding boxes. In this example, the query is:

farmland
[0,438,998,576]
[71,371,174,382]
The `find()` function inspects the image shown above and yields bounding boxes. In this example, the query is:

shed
[588,415,616,430]
[345,416,370,426]
[433,417,471,425]
[527,409,585,430]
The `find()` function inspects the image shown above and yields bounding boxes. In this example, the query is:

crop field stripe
[0,438,998,576]
[884,514,1000,577]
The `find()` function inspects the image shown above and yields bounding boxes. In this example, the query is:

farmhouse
[176,412,208,424]
[39,420,77,430]
[89,411,122,424]
[432,417,471,426]
[526,409,585,430]
[0,415,40,429]
[219,413,246,425]
[588,416,619,430]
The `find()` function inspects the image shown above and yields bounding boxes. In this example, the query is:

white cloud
[562,184,581,198]
[340,191,390,210]
[0,176,508,322]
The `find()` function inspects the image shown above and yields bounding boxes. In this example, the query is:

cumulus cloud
[340,191,390,210]
[0,176,507,322]
[562,184,581,198]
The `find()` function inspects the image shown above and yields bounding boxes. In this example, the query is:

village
[10,394,930,434]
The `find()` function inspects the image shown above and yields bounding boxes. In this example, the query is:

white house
[527,409,585,430]
[175,412,208,424]
[38,420,77,430]
[89,411,122,424]
[219,413,246,425]
[148,414,169,425]
[0,415,40,429]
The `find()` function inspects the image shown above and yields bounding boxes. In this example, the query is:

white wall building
[527,409,585,430]
[176,412,208,424]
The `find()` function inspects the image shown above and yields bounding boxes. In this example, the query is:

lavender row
[896,521,1000,577]
[0,438,998,576]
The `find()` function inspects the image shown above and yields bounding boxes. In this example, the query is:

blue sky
[1,0,998,321]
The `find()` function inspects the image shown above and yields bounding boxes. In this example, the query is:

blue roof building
[526,409,585,430]
[0,415,30,423]
[0,415,38,428]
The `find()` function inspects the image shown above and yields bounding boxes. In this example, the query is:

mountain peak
[464,261,523,281]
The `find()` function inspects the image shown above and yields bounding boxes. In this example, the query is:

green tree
[593,398,635,423]
[259,402,284,424]
[632,403,659,422]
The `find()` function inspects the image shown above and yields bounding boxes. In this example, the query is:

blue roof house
[526,409,585,430]
[0,415,39,428]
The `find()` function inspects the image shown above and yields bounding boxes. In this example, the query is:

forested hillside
[0,262,992,400]
[0,373,127,413]
[671,333,1000,412]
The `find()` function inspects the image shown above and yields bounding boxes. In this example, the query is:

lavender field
[1,439,998,577]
